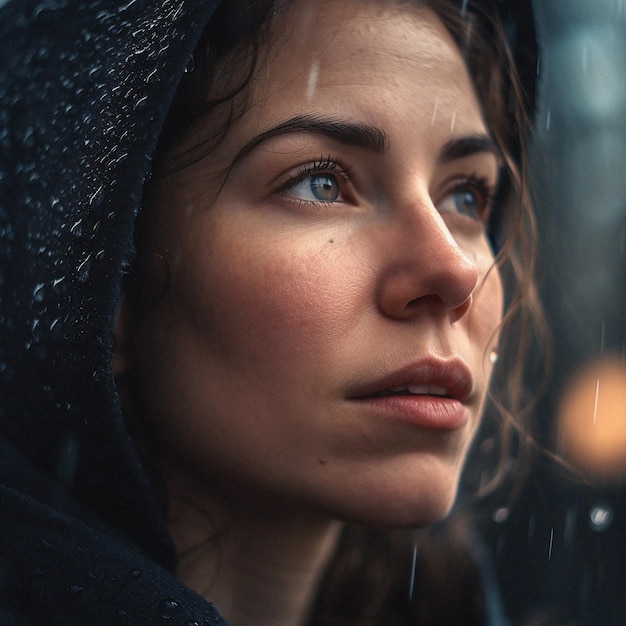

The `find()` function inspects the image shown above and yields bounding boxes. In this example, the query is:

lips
[351,359,473,403]
[373,384,449,397]
[348,359,474,430]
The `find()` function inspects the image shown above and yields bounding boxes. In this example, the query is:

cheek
[172,223,366,364]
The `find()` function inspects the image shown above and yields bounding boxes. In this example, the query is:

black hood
[0,0,230,623]
[0,0,537,623]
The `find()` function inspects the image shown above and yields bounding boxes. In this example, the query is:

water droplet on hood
[33,283,45,302]
[184,55,195,73]
[159,598,179,620]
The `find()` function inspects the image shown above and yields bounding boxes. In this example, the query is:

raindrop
[159,598,179,620]
[408,543,417,602]
[184,622,200,626]
[119,1,141,14]
[492,507,509,523]
[66,584,84,594]
[70,219,83,236]
[548,528,554,560]
[77,254,92,282]
[592,378,600,425]
[122,568,142,588]
[117,609,128,617]
[589,505,613,531]
[33,283,45,302]
[32,0,68,19]
[449,111,456,132]
[146,67,159,84]
[306,60,320,100]
[31,318,43,342]
[184,56,195,73]
[88,186,103,206]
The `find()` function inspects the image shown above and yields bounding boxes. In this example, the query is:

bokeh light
[556,357,626,481]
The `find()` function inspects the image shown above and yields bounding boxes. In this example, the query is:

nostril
[452,293,473,321]
[404,292,473,321]
[405,294,441,309]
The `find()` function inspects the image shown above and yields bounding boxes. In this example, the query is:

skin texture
[116,1,504,623]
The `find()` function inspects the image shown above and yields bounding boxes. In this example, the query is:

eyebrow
[438,135,500,164]
[231,115,499,169]
[232,114,389,164]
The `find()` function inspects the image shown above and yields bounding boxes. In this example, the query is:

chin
[328,475,462,530]
[372,495,458,529]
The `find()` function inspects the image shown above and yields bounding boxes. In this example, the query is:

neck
[165,469,342,626]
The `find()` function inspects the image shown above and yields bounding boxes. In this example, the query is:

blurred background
[485,1,626,623]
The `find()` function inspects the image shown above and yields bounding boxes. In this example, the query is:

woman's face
[127,0,503,527]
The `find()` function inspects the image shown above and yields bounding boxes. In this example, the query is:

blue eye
[438,177,493,223]
[290,174,341,203]
[452,189,480,219]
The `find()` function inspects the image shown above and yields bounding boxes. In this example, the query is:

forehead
[230,0,487,150]
[269,0,462,79]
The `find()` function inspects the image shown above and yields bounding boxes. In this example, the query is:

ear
[112,295,130,378]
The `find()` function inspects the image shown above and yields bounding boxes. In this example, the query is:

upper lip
[349,358,474,403]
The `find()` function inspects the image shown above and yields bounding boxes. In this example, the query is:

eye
[440,189,481,219]
[278,156,351,207]
[290,173,341,203]
[437,176,494,223]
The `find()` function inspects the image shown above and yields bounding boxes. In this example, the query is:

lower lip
[353,395,468,431]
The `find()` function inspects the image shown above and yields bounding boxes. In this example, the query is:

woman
[0,0,538,624]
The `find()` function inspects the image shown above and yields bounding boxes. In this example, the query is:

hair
[125,0,545,622]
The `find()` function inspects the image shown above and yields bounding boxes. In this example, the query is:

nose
[377,205,479,322]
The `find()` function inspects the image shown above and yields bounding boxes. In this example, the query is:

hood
[0,0,230,622]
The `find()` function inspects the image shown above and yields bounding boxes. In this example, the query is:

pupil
[456,191,477,215]
[310,175,339,201]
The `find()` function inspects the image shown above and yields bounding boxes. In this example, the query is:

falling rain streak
[548,528,554,561]
[408,544,417,602]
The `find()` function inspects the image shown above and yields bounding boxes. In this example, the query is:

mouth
[352,359,473,403]
[372,384,450,398]
[348,359,474,430]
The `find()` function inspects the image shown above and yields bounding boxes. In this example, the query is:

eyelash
[278,155,352,204]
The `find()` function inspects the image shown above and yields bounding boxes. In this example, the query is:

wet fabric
[0,0,229,623]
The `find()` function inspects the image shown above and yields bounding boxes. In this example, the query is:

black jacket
[0,0,229,623]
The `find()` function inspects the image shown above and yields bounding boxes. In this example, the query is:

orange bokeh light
[556,357,626,481]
